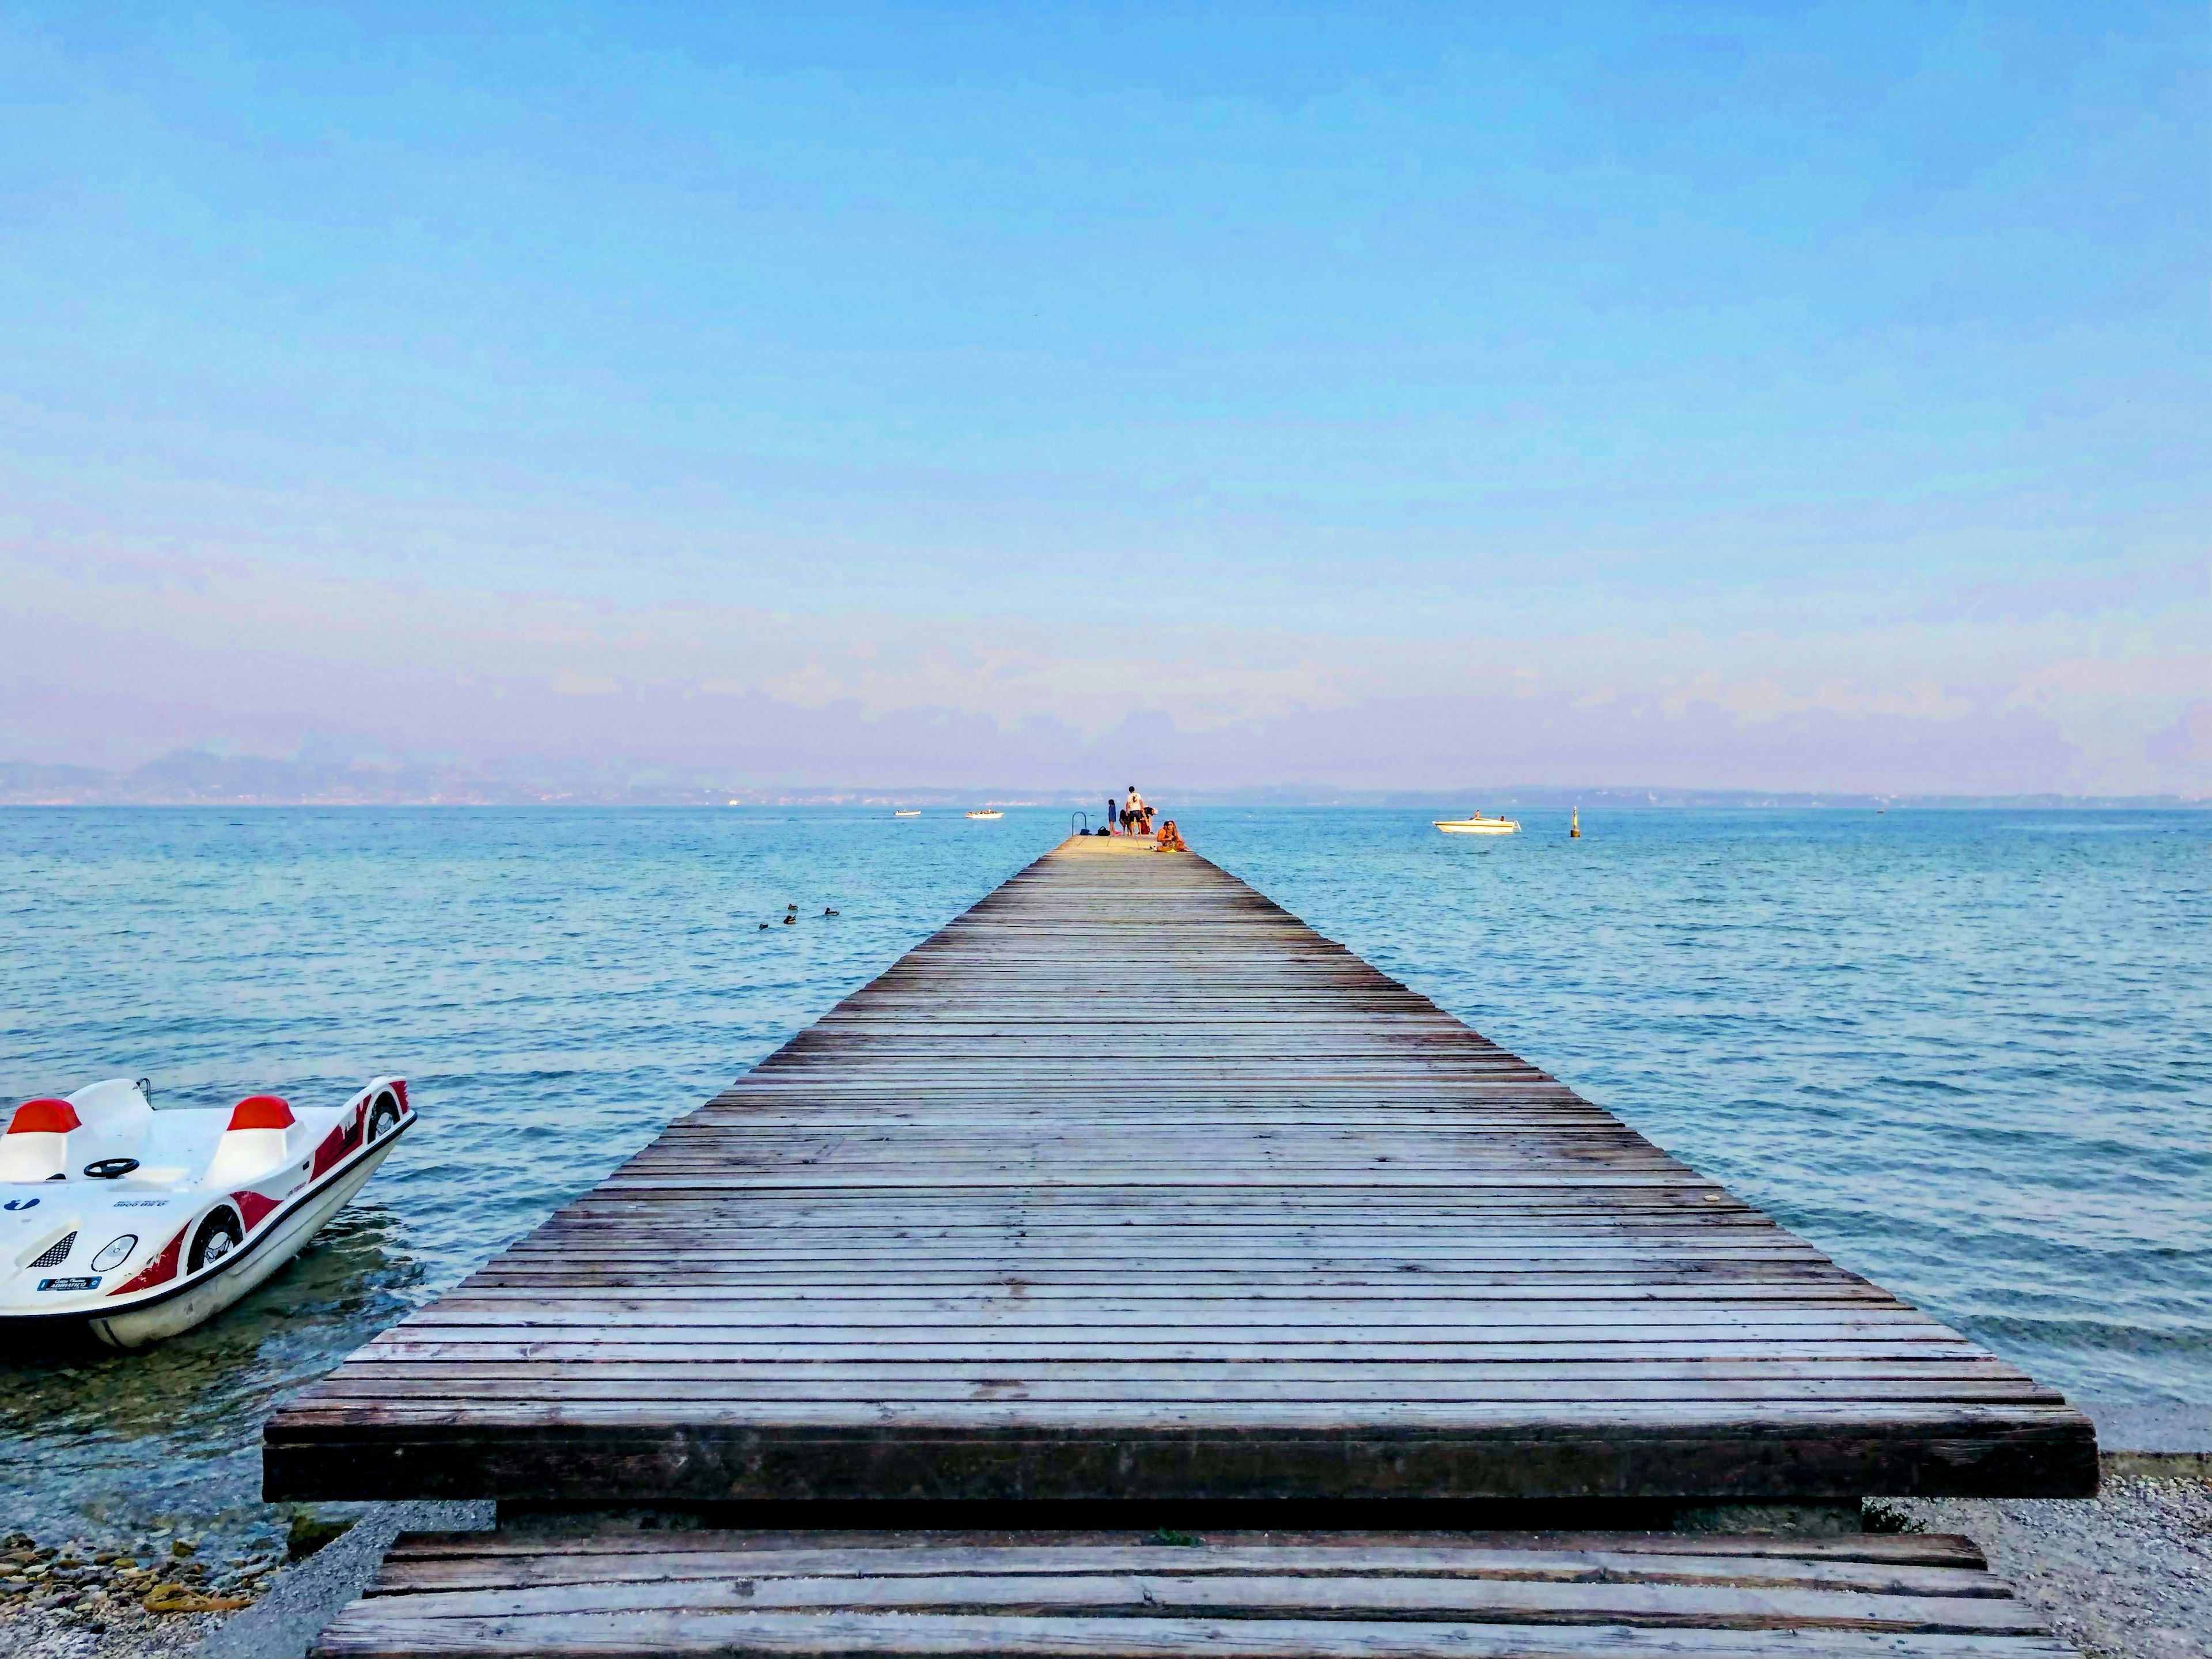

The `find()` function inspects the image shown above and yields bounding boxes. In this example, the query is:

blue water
[1,806,2205,1551]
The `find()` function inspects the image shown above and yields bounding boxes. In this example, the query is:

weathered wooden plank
[299,1380,2070,1408]
[259,1397,2093,1428]
[332,1573,2049,1632]
[367,1547,2010,1599]
[265,1423,2096,1505]
[317,1359,2049,1385]
[312,1608,2076,1658]
[390,1300,1952,1331]
[469,1266,1873,1284]
[377,1531,1994,1570]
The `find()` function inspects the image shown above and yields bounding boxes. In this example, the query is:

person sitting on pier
[1153,818,1187,853]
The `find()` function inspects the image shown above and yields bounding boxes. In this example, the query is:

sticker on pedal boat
[38,1276,100,1291]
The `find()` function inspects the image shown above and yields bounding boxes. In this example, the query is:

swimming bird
[782,914,796,925]
[823,907,839,916]
[757,922,769,930]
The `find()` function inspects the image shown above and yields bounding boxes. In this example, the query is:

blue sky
[2,2,2205,793]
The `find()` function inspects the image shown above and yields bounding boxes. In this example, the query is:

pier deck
[266,835,2093,1504]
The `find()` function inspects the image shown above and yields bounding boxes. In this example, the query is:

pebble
[0,1526,274,1659]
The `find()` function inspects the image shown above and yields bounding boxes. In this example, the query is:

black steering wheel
[82,1158,141,1180]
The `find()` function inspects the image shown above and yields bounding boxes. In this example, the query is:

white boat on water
[965,810,1003,820]
[893,810,921,817]
[1434,812,1520,836]
[2,1076,414,1349]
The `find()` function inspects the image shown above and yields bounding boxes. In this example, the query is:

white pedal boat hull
[86,1135,403,1348]
[2,1076,414,1350]
[1434,817,1521,835]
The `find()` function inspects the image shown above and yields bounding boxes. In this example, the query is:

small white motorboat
[1434,812,1521,835]
[965,809,1004,820]
[1,1075,415,1349]
[893,810,921,817]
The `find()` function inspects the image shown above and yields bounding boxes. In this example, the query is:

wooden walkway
[312,1526,2074,1659]
[265,835,2093,1505]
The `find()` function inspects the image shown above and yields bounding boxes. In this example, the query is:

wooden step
[310,1526,2075,1658]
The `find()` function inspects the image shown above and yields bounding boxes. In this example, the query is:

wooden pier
[267,835,2093,1508]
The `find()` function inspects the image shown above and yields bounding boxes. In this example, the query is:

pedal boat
[1434,812,1521,835]
[965,809,1004,820]
[1,1076,414,1349]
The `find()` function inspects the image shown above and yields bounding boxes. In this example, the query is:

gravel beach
[1872,1474,2212,1659]
[0,1525,268,1659]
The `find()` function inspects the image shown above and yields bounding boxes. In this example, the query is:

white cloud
[551,671,622,696]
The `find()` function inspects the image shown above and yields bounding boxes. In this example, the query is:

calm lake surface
[2,806,2205,1550]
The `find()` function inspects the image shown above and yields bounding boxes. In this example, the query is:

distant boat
[893,810,921,817]
[965,810,1004,820]
[1434,812,1520,836]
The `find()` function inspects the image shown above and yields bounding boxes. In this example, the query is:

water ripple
[0,804,2204,1551]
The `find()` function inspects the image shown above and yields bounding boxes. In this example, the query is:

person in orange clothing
[1154,818,1187,852]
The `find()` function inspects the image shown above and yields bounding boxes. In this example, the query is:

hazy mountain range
[1,753,2199,811]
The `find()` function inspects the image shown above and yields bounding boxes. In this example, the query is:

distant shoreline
[1,787,2203,811]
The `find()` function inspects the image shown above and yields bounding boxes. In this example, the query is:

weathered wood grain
[378,1531,1994,1567]
[309,1529,2074,1659]
[312,1609,2077,1658]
